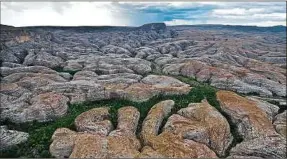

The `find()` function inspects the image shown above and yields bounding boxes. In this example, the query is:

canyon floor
[0,23,286,158]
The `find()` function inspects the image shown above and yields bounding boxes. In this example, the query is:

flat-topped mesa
[138,23,167,32]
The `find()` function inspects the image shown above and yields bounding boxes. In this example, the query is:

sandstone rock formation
[139,100,218,158]
[216,90,286,159]
[1,23,286,158]
[50,100,220,158]
[273,110,286,138]
[163,100,233,157]
[74,107,113,135]
[0,65,191,123]
[1,24,285,97]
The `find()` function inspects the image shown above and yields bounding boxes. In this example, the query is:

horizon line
[1,23,286,28]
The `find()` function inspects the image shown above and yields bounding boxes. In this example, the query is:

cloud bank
[1,2,286,27]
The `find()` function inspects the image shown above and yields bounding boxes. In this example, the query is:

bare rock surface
[216,90,286,159]
[216,90,279,139]
[160,58,286,97]
[49,96,286,158]
[49,128,77,158]
[1,92,69,123]
[0,67,69,123]
[140,100,218,158]
[36,74,191,103]
[1,23,286,158]
[273,110,286,138]
[0,66,57,76]
[107,106,141,158]
[0,126,29,150]
[50,100,219,158]
[246,96,280,121]
[1,23,285,97]
[0,64,191,123]
[164,100,233,157]
[229,136,286,159]
[74,107,113,135]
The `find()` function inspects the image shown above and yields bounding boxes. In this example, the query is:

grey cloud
[51,2,73,14]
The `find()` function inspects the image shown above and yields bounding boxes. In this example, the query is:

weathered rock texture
[47,90,285,159]
[0,65,191,123]
[273,110,286,138]
[0,126,29,150]
[216,90,286,159]
[163,100,233,157]
[1,23,286,158]
[1,23,286,98]
[50,100,220,158]
[139,100,218,158]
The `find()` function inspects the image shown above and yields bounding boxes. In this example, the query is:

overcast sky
[1,2,286,27]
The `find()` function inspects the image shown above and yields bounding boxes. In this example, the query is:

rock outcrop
[0,65,191,123]
[74,107,113,135]
[1,24,285,97]
[1,23,286,158]
[164,100,233,157]
[273,110,286,138]
[216,90,286,159]
[0,126,29,150]
[140,100,218,158]
[47,92,286,159]
[50,100,219,158]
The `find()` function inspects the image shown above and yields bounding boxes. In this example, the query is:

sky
[1,2,286,27]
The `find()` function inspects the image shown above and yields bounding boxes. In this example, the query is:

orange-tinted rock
[216,90,278,140]
[141,100,175,145]
[74,107,113,136]
[216,91,286,158]
[69,133,108,158]
[49,128,77,158]
[164,100,233,156]
[50,106,142,158]
[50,100,221,158]
[108,75,192,102]
[107,106,141,158]
[107,130,141,158]
[116,106,140,133]
[124,83,159,102]
[141,75,191,95]
[136,146,164,158]
[144,131,217,158]
[246,96,279,121]
[140,100,217,158]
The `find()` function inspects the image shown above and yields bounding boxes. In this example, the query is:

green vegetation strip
[0,76,242,158]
